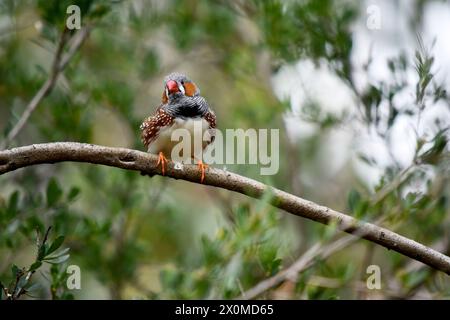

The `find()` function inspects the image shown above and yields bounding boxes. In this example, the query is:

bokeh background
[1,0,450,299]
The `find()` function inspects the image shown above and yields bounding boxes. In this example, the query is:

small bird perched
[140,73,216,183]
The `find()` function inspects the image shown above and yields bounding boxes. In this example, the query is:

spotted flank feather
[140,107,175,148]
[204,110,216,144]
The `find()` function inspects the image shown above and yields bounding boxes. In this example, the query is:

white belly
[148,117,213,162]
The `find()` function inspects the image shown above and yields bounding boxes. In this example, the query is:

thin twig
[59,26,92,71]
[0,26,92,150]
[1,142,450,276]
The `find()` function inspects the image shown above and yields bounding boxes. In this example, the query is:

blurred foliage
[159,204,285,299]
[0,225,71,300]
[0,0,449,300]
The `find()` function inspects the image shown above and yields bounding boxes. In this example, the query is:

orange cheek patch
[184,82,197,96]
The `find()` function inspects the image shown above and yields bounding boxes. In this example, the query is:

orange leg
[197,159,208,183]
[156,152,168,175]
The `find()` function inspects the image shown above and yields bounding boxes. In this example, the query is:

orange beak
[166,80,179,94]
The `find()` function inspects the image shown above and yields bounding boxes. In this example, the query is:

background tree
[0,0,449,299]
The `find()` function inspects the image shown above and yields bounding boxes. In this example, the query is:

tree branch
[1,142,450,276]
[0,26,92,150]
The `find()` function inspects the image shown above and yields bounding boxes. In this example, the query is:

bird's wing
[140,106,175,148]
[204,109,216,129]
[204,109,216,144]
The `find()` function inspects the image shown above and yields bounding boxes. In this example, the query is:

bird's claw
[156,152,168,175]
[197,160,208,183]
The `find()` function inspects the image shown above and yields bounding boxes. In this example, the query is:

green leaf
[47,236,65,256]
[11,264,20,277]
[38,243,48,261]
[29,261,42,272]
[347,189,361,213]
[357,153,376,166]
[88,3,110,19]
[62,292,75,300]
[46,247,70,260]
[15,275,28,294]
[7,190,19,215]
[270,258,282,275]
[67,187,80,201]
[44,254,70,264]
[419,130,448,165]
[46,178,63,207]
[160,269,183,290]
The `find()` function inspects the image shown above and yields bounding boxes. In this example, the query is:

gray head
[162,72,201,103]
